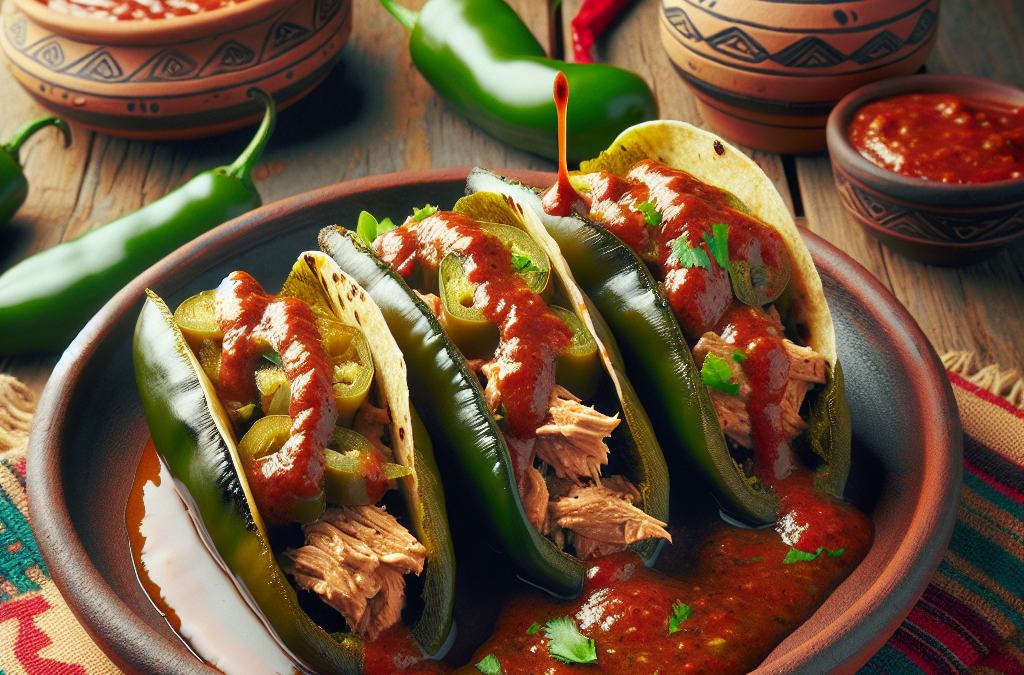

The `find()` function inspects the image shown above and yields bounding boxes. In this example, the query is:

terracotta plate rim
[27,167,962,675]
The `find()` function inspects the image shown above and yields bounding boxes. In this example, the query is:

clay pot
[826,74,1024,266]
[27,168,961,675]
[659,0,940,154]
[0,0,351,139]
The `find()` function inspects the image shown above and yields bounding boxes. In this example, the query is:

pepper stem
[3,116,71,163]
[378,0,419,32]
[223,88,277,191]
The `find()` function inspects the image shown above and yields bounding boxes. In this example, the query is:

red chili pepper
[571,0,634,64]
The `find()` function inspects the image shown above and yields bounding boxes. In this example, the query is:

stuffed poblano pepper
[319,193,671,599]
[467,121,851,540]
[133,252,455,674]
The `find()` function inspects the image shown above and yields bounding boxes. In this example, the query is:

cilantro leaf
[526,622,542,635]
[668,600,692,634]
[703,223,730,269]
[511,253,539,274]
[356,211,379,246]
[377,217,396,237]
[670,237,711,270]
[700,353,739,397]
[544,617,597,664]
[732,349,747,363]
[634,199,662,227]
[748,556,763,562]
[783,547,846,564]
[413,204,438,221]
[475,654,502,675]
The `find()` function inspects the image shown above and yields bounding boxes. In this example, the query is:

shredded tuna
[548,479,670,558]
[480,361,501,415]
[353,400,393,461]
[519,465,550,535]
[414,290,443,318]
[693,330,827,448]
[534,386,619,484]
[281,505,426,640]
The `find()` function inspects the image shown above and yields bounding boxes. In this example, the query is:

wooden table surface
[0,0,1021,399]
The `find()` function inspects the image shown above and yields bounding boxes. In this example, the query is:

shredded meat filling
[534,385,620,484]
[281,505,426,640]
[693,331,827,448]
[353,399,393,461]
[548,478,671,559]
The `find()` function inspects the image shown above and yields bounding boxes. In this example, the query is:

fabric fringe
[942,351,1024,409]
[0,374,37,454]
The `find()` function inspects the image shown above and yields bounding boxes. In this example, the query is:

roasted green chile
[318,213,670,598]
[133,261,456,671]
[0,89,274,356]
[466,168,852,525]
[0,116,71,231]
[378,0,657,163]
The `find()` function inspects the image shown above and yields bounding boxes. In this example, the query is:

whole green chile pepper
[0,116,71,230]
[0,89,275,356]
[378,0,658,163]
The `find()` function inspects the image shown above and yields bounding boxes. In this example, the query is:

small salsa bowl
[0,0,351,139]
[826,74,1024,266]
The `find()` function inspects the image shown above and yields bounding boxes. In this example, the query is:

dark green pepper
[378,0,657,163]
[0,89,275,356]
[133,255,456,670]
[318,217,670,598]
[0,116,71,230]
[466,168,851,525]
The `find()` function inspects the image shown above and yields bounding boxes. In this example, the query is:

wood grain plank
[795,0,1024,371]
[557,0,794,215]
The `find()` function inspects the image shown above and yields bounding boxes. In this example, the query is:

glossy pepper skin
[378,0,657,164]
[318,225,586,598]
[0,116,71,230]
[467,169,852,525]
[0,89,274,356]
[134,286,456,672]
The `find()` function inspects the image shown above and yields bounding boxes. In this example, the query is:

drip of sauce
[216,271,336,525]
[541,72,586,217]
[127,441,301,675]
[456,494,871,675]
[374,213,572,445]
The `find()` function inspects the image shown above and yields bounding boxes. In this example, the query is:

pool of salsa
[41,0,241,20]
[847,93,1024,183]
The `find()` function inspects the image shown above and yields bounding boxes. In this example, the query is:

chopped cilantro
[703,223,730,269]
[783,547,846,564]
[670,237,711,270]
[263,353,283,367]
[544,617,597,664]
[526,622,542,635]
[356,211,378,246]
[748,556,763,562]
[475,654,502,675]
[669,600,692,634]
[511,253,539,274]
[701,353,739,397]
[413,204,438,221]
[634,199,662,227]
[732,349,747,363]
[377,216,396,237]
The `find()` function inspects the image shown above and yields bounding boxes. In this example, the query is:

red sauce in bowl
[40,0,243,20]
[847,93,1024,183]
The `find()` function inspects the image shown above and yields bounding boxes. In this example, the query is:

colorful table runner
[1,354,1022,675]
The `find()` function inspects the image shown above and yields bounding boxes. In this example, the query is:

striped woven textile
[0,360,1022,674]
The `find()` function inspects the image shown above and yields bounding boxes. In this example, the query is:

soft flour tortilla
[577,120,836,368]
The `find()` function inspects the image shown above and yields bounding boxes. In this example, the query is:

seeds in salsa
[41,0,240,20]
[847,93,1024,183]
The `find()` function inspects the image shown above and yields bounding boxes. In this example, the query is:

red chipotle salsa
[42,0,242,20]
[848,93,1024,183]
